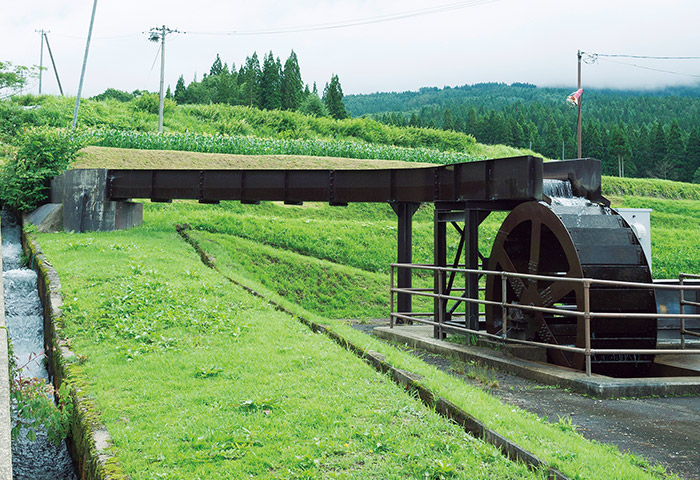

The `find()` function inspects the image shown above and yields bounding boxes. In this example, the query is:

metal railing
[680,273,700,348]
[390,263,700,376]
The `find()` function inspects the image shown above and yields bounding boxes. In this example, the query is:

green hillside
[345,82,700,182]
[0,94,532,161]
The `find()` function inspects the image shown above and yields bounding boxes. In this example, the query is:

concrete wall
[49,169,142,232]
[0,218,13,480]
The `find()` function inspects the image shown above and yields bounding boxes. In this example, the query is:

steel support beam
[391,202,420,317]
[434,208,447,338]
[433,205,490,338]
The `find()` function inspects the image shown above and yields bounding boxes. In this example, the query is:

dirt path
[350,321,700,479]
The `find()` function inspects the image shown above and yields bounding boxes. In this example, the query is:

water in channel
[2,210,76,480]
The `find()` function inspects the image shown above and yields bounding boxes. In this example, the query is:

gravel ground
[349,320,700,480]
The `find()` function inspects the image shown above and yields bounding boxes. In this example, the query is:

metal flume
[485,200,657,376]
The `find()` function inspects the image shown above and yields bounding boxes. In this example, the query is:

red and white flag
[567,88,583,107]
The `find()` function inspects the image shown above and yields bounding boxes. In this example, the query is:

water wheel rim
[485,202,586,369]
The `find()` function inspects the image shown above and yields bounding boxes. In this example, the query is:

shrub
[298,95,328,118]
[0,127,84,212]
[91,88,134,102]
[133,93,176,115]
[0,101,41,138]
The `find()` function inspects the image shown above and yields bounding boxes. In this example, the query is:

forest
[345,83,700,182]
[94,51,349,121]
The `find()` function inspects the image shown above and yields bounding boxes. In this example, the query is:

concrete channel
[1,216,12,480]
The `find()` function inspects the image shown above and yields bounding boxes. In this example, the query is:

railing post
[680,274,686,349]
[501,273,508,340]
[438,269,444,339]
[584,280,592,376]
[390,265,395,328]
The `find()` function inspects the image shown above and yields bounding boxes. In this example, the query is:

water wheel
[485,201,657,376]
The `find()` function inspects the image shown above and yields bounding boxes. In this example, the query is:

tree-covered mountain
[345,83,700,182]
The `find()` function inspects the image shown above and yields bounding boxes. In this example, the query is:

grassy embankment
[37,199,683,480]
[39,223,549,479]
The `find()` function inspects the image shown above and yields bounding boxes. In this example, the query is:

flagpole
[577,50,582,158]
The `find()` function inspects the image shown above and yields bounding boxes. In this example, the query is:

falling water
[542,179,592,207]
[2,210,76,480]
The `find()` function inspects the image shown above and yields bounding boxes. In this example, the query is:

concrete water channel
[1,211,76,480]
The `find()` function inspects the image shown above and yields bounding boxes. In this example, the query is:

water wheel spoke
[528,219,542,274]
[533,311,572,367]
[494,250,527,300]
[537,281,576,308]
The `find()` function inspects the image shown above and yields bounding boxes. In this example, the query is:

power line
[186,0,499,36]
[597,57,700,79]
[594,53,700,60]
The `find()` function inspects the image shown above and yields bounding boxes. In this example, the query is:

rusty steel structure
[106,155,661,375]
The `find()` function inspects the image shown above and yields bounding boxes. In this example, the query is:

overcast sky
[4,0,700,98]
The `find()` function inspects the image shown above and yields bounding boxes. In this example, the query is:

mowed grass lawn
[35,198,690,479]
[38,225,540,480]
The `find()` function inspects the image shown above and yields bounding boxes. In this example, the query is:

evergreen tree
[510,117,525,148]
[165,85,173,100]
[323,74,348,120]
[464,107,478,136]
[543,118,561,159]
[240,52,262,107]
[583,120,602,160]
[647,121,667,175]
[608,124,632,176]
[685,127,700,183]
[661,119,684,180]
[260,51,282,110]
[173,75,187,104]
[209,54,224,77]
[281,50,304,110]
[442,108,454,131]
[525,120,539,150]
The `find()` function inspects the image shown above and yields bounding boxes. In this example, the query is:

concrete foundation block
[26,203,64,233]
[50,169,143,232]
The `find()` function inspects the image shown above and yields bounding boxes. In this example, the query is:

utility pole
[72,0,98,130]
[577,50,582,158]
[148,25,180,133]
[35,29,47,94]
[43,32,64,96]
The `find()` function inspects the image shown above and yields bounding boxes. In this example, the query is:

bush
[92,88,134,102]
[0,127,84,212]
[133,93,176,115]
[0,101,41,138]
[298,95,328,118]
[694,167,700,184]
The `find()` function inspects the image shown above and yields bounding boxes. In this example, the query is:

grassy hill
[0,94,534,161]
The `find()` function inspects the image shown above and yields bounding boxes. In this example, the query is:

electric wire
[597,57,700,79]
[185,0,499,36]
[594,53,700,60]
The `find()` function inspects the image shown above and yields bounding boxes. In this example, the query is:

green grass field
[36,199,685,479]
